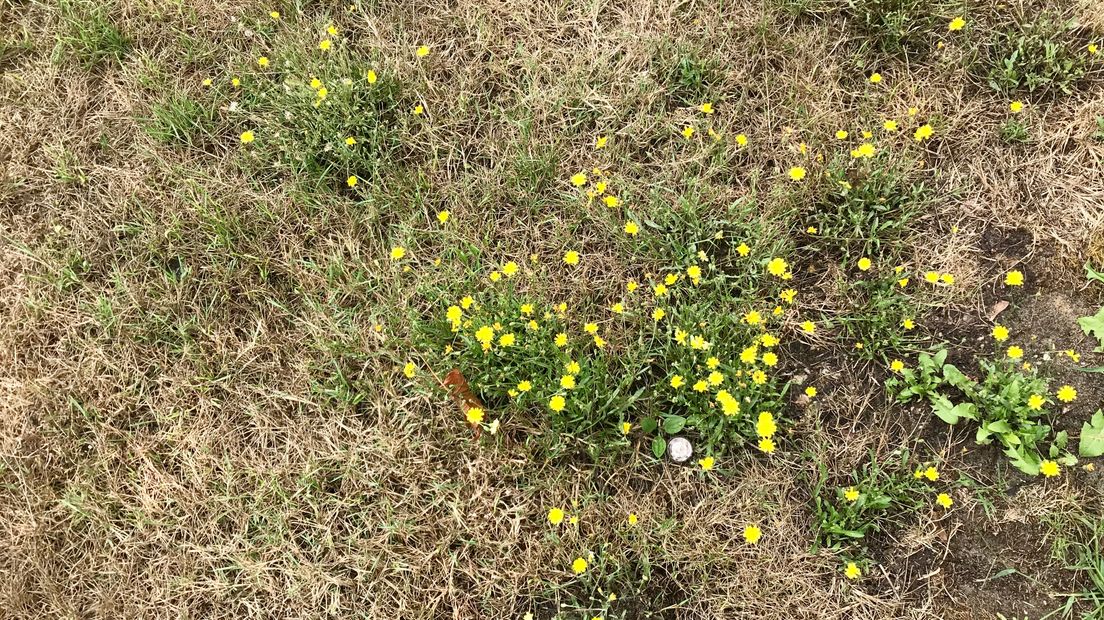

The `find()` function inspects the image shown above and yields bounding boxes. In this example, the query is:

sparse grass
[53,0,130,68]
[3,0,1104,618]
[983,13,1089,95]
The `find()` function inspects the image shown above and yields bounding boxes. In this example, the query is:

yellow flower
[761,333,779,346]
[992,325,1009,341]
[869,72,882,83]
[756,412,777,437]
[563,251,580,265]
[698,456,715,471]
[936,493,953,508]
[416,45,430,57]
[835,130,849,139]
[202,78,212,87]
[890,359,905,373]
[570,172,587,187]
[566,361,581,375]
[914,124,934,142]
[571,557,587,574]
[517,380,532,393]
[903,318,915,330]
[743,525,762,544]
[670,374,685,389]
[257,56,269,67]
[547,507,564,524]
[603,195,619,208]
[231,77,241,87]
[502,261,519,276]
[758,437,775,453]
[844,487,860,502]
[611,302,625,314]
[628,513,639,525]
[437,210,450,223]
[762,351,778,367]
[1005,270,1024,286]
[682,126,695,139]
[948,16,966,31]
[652,308,665,321]
[805,386,817,398]
[856,142,876,158]
[403,362,416,378]
[347,175,358,187]
[488,271,502,282]
[319,39,332,51]
[621,422,632,434]
[692,380,708,392]
[857,257,872,271]
[801,320,816,334]
[558,374,576,390]
[316,86,329,100]
[466,407,484,425]
[1090,44,1099,54]
[1056,385,1077,403]
[269,10,280,19]
[744,310,762,325]
[554,332,568,347]
[549,395,566,412]
[460,296,475,310]
[700,102,714,114]
[499,333,515,347]
[366,70,378,84]
[1027,394,1045,410]
[735,133,748,147]
[788,166,807,181]
[940,273,955,285]
[716,391,740,416]
[390,246,406,260]
[240,130,255,144]
[412,104,424,115]
[924,466,939,481]
[883,119,897,131]
[845,562,861,580]
[708,371,724,386]
[767,257,788,277]
[1009,100,1024,113]
[1006,345,1024,360]
[1040,460,1060,477]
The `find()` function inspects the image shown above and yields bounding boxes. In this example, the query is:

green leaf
[942,364,971,389]
[662,415,686,434]
[1077,307,1104,352]
[1086,262,1104,284]
[1005,445,1041,476]
[651,436,666,459]
[986,420,1013,434]
[1079,410,1104,457]
[641,417,658,434]
[933,396,976,425]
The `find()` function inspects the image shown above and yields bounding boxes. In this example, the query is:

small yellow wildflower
[743,525,762,544]
[1040,460,1060,477]
[1056,385,1077,403]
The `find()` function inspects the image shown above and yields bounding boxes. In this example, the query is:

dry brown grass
[3,0,1104,618]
